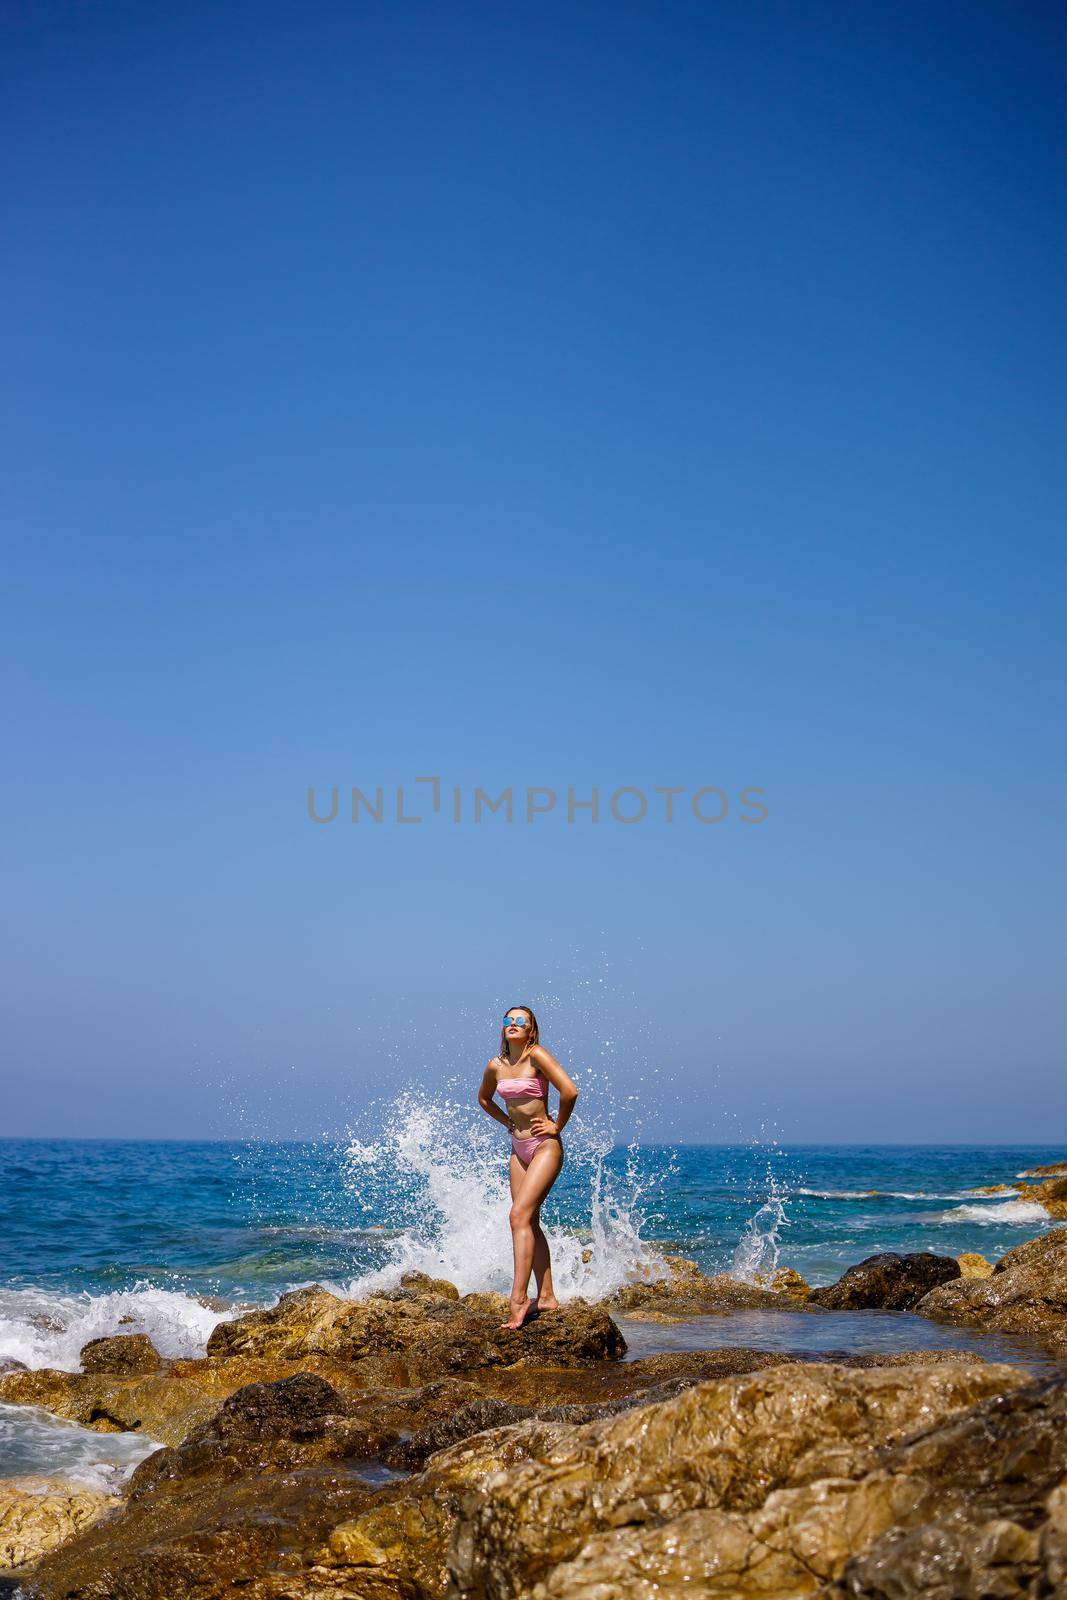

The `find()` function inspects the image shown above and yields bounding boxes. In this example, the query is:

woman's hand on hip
[529,1113,558,1136]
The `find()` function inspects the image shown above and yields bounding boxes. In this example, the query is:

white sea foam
[0,1284,233,1373]
[931,1200,1050,1227]
[325,1088,675,1302]
[793,1188,1013,1202]
[0,1401,161,1490]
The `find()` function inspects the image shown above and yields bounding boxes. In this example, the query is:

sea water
[1,1119,1063,1486]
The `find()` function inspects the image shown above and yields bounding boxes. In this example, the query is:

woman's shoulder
[528,1043,552,1072]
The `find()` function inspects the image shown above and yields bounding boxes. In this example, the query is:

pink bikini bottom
[510,1130,557,1164]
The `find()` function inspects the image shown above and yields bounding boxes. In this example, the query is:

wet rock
[399,1271,461,1301]
[22,1464,378,1599]
[205,1285,625,1373]
[1018,1173,1067,1218]
[841,1349,987,1368]
[80,1334,163,1376]
[380,1345,939,1475]
[956,1251,994,1279]
[809,1251,960,1311]
[445,1359,1025,1599]
[917,1226,1067,1356]
[128,1373,485,1497]
[1041,1479,1067,1591]
[383,1397,532,1471]
[609,1254,819,1319]
[126,1372,361,1495]
[0,1366,220,1446]
[0,1477,121,1572]
[459,1291,509,1317]
[310,1415,583,1595]
[834,1372,1067,1598]
[769,1266,811,1302]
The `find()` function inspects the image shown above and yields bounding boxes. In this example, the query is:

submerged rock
[917,1225,1067,1355]
[809,1251,960,1311]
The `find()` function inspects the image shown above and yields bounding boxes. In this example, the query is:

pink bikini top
[497,1074,546,1100]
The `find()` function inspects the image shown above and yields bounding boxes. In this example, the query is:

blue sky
[2,0,1064,1142]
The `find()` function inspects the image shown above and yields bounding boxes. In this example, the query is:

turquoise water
[0,1133,1061,1486]
[0,1135,1059,1331]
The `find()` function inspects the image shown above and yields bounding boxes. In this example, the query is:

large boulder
[445,1359,1025,1598]
[809,1251,960,1311]
[205,1284,626,1372]
[916,1226,1067,1355]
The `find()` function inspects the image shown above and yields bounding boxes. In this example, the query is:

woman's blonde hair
[497,1004,541,1068]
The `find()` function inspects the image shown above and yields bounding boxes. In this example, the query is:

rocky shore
[1,1223,1065,1596]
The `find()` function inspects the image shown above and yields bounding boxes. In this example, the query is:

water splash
[729,1138,793,1283]
[0,1283,231,1373]
[329,1085,675,1302]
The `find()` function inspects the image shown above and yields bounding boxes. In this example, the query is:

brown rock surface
[0,1477,121,1572]
[79,1333,164,1376]
[609,1254,821,1319]
[809,1251,960,1311]
[956,1251,994,1279]
[1018,1173,1067,1219]
[445,1359,1027,1599]
[205,1284,625,1373]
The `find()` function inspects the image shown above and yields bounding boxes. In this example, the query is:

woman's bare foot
[535,1294,560,1311]
[499,1294,537,1330]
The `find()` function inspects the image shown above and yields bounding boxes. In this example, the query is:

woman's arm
[478,1060,515,1132]
[529,1044,579,1135]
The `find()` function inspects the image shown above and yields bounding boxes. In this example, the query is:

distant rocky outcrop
[1020,1160,1067,1179]
[1017,1173,1067,1219]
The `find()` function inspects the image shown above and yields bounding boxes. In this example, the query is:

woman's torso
[494,1054,553,1138]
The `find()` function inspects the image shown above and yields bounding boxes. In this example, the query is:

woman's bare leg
[502,1142,564,1329]
[509,1159,556,1304]
[531,1215,559,1309]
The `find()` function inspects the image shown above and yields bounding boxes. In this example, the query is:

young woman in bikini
[478,1005,579,1330]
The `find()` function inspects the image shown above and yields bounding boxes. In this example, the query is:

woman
[478,1005,579,1330]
